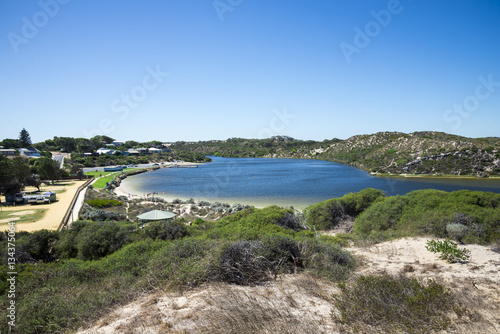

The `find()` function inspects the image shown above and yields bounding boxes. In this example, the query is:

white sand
[77,237,500,333]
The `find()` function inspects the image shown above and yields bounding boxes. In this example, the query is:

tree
[19,128,32,148]
[12,157,31,185]
[0,138,21,149]
[36,157,61,185]
[0,156,23,196]
[25,175,42,191]
[53,137,76,152]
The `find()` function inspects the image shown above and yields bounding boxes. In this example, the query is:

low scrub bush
[332,275,456,333]
[212,235,301,285]
[425,239,471,263]
[299,239,355,281]
[446,223,468,241]
[273,212,304,231]
[142,220,188,241]
[86,198,122,208]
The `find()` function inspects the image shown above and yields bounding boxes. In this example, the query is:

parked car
[27,196,50,204]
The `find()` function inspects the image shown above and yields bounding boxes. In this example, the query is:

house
[96,148,115,155]
[18,148,40,157]
[83,152,93,157]
[0,149,16,156]
[148,147,162,154]
[127,149,140,156]
[135,147,148,155]
[112,141,124,146]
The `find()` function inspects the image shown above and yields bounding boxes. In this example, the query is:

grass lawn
[92,173,119,189]
[87,168,148,189]
[84,171,116,178]
[0,208,47,225]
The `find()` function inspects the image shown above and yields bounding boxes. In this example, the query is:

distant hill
[171,132,500,177]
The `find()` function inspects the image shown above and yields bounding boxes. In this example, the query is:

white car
[28,196,50,204]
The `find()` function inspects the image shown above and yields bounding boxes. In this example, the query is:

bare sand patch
[77,237,500,333]
[8,210,36,216]
[0,217,20,224]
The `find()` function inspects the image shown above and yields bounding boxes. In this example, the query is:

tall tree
[36,157,61,185]
[12,157,31,185]
[19,128,32,148]
[0,156,23,196]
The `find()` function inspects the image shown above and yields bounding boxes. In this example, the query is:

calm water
[120,157,500,209]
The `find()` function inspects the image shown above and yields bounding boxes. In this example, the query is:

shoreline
[112,157,500,209]
[372,172,500,179]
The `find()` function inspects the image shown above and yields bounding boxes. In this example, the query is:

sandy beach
[0,180,89,232]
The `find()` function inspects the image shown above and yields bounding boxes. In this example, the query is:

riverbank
[372,172,500,179]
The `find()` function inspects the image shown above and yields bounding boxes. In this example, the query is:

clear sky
[1,0,499,143]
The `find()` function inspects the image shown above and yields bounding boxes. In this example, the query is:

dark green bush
[142,220,188,241]
[353,189,500,244]
[305,188,385,230]
[333,275,456,333]
[54,221,135,261]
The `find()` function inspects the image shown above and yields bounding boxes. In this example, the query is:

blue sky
[1,0,499,143]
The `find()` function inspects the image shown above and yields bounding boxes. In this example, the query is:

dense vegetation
[304,188,500,245]
[170,136,340,158]
[0,206,355,333]
[1,188,497,332]
[353,189,500,244]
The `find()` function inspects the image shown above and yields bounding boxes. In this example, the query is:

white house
[148,147,162,154]
[0,149,16,156]
[96,148,115,155]
[18,148,40,157]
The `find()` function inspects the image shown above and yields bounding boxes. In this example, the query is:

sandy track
[1,180,88,232]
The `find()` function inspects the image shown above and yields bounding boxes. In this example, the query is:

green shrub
[142,220,188,241]
[332,275,455,333]
[87,198,122,208]
[298,239,355,281]
[425,239,471,263]
[446,223,468,241]
[146,238,216,290]
[352,190,500,244]
[305,188,385,231]
[203,206,297,240]
[211,235,301,285]
[54,221,135,261]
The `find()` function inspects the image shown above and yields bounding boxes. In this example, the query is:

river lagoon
[120,157,500,209]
